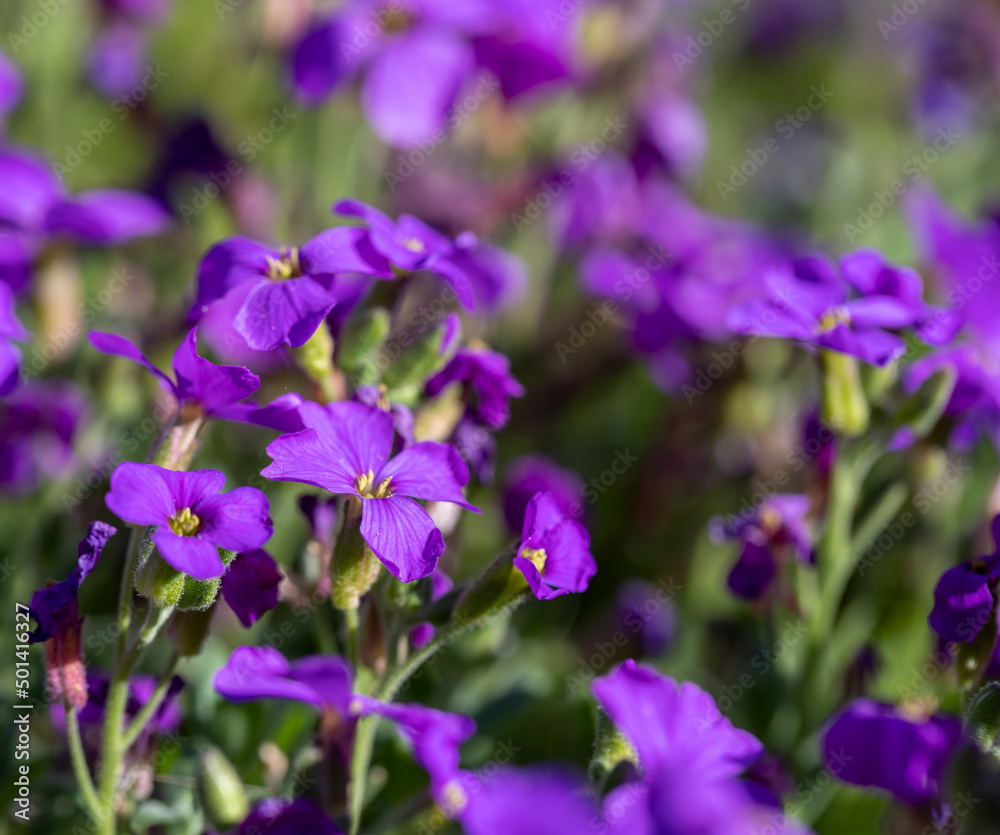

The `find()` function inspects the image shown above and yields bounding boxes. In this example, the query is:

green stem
[346,607,360,671]
[122,650,180,750]
[66,706,104,823]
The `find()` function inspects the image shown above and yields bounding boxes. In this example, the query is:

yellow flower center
[356,470,395,499]
[439,780,467,815]
[168,507,201,537]
[266,247,302,281]
[818,306,851,333]
[401,236,425,253]
[382,6,412,34]
[758,507,782,536]
[521,547,548,573]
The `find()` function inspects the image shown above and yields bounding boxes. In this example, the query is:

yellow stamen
[759,507,782,537]
[440,780,467,815]
[818,306,851,333]
[266,246,302,281]
[168,507,201,537]
[521,547,547,573]
[401,236,425,253]
[356,470,394,499]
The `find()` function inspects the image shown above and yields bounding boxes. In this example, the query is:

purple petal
[0,50,22,115]
[0,147,63,231]
[287,655,354,716]
[213,392,306,433]
[727,542,778,600]
[238,798,342,835]
[817,325,905,367]
[928,561,996,643]
[300,226,392,278]
[472,35,569,100]
[0,230,37,293]
[221,549,282,628]
[170,328,260,416]
[290,17,357,105]
[359,496,444,582]
[234,275,336,351]
[215,646,330,709]
[197,486,273,554]
[43,191,170,244]
[88,331,176,395]
[376,441,476,509]
[0,279,29,341]
[360,28,473,148]
[88,21,148,99]
[105,461,179,526]
[192,236,274,312]
[461,768,597,835]
[152,527,226,579]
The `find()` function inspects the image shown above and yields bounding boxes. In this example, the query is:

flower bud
[330,509,381,611]
[134,552,186,608]
[169,605,216,657]
[340,307,391,386]
[589,711,638,785]
[821,350,869,437]
[452,548,526,626]
[197,746,249,829]
[176,549,236,611]
[44,618,88,710]
[381,319,451,402]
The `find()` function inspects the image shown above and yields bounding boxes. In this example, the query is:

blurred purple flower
[614,579,675,656]
[221,549,282,628]
[929,516,1000,644]
[822,699,963,804]
[237,798,342,835]
[513,491,596,600]
[425,343,524,430]
[105,462,273,579]
[263,401,477,582]
[0,279,28,394]
[502,454,584,532]
[88,20,149,99]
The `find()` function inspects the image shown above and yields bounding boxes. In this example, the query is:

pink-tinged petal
[170,328,260,415]
[300,226,392,278]
[88,331,176,394]
[0,147,63,230]
[105,460,176,526]
[197,486,273,554]
[360,29,473,148]
[360,496,443,582]
[377,441,476,509]
[43,190,170,244]
[193,237,275,311]
[234,275,336,351]
[214,646,329,708]
[221,549,282,628]
[152,527,226,579]
[263,428,361,495]
[290,17,356,105]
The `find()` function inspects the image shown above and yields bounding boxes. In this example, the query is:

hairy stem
[66,706,104,823]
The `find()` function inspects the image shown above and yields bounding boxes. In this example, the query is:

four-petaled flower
[263,401,477,582]
[513,491,595,600]
[105,462,273,579]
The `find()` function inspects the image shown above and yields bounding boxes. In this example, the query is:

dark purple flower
[0,380,87,495]
[332,199,478,309]
[822,699,963,804]
[513,491,596,600]
[929,516,1000,643]
[237,798,342,835]
[89,327,260,421]
[105,462,273,579]
[0,279,28,395]
[592,660,763,780]
[451,413,496,483]
[0,49,22,117]
[263,401,477,582]
[190,229,387,351]
[425,343,524,430]
[221,549,282,628]
[502,454,584,532]
[710,495,814,601]
[727,250,954,366]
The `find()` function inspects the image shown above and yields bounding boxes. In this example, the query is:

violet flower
[237,798,342,835]
[105,462,273,579]
[0,278,27,395]
[425,343,524,431]
[501,454,584,531]
[460,769,599,835]
[822,699,963,804]
[221,549,282,628]
[513,491,596,600]
[727,250,955,367]
[29,522,117,710]
[263,401,477,582]
[929,516,1000,644]
[710,495,814,601]
[190,228,387,351]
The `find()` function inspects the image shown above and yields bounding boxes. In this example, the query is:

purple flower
[614,580,675,656]
[425,344,524,430]
[190,229,386,351]
[502,454,584,532]
[929,516,1000,644]
[0,49,22,118]
[460,769,599,835]
[710,495,814,601]
[332,199,478,309]
[727,250,954,366]
[215,646,475,800]
[451,413,496,483]
[290,0,573,148]
[0,381,87,495]
[513,491,596,600]
[263,401,477,582]
[89,327,260,421]
[0,279,28,395]
[105,462,273,579]
[237,798,342,835]
[221,549,282,628]
[592,660,763,781]
[822,699,963,804]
